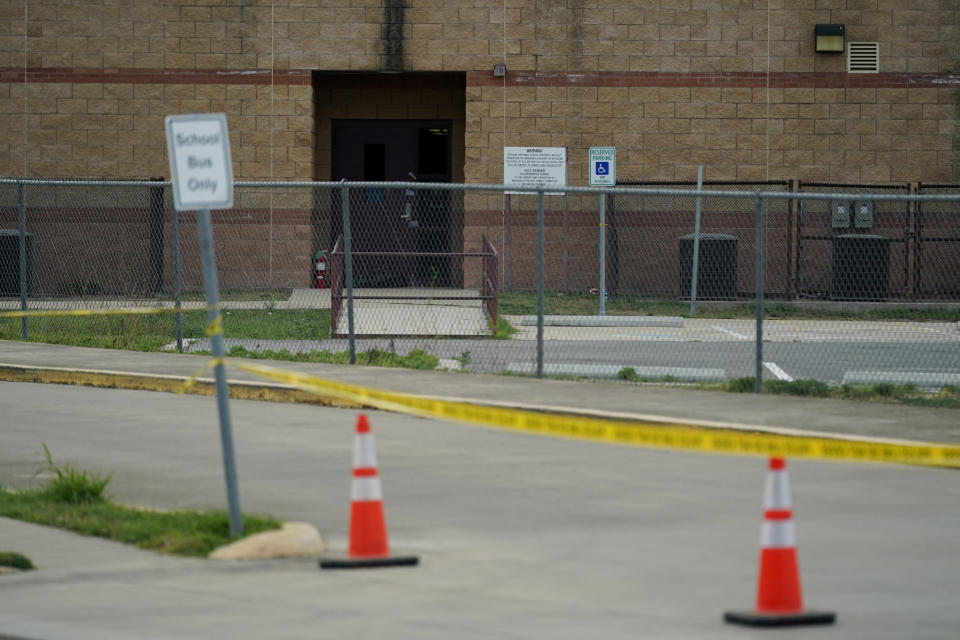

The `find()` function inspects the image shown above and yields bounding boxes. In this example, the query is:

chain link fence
[1,178,958,390]
[916,184,960,300]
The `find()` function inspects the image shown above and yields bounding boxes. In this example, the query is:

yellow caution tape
[0,305,219,319]
[0,307,174,319]
[205,314,223,337]
[225,359,960,469]
[179,358,225,394]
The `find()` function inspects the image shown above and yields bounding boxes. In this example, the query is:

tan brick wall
[2,2,955,72]
[0,1,957,187]
[1,78,314,179]
[465,77,958,186]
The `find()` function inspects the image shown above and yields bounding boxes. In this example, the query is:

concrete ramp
[334,289,491,337]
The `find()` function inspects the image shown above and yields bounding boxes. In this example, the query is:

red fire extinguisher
[313,250,327,289]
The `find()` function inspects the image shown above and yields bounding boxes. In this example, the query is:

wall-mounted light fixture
[493,63,506,77]
[815,24,845,53]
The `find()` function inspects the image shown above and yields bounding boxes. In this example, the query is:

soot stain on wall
[383,0,405,72]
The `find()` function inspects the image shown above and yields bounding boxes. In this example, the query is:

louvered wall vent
[847,42,880,73]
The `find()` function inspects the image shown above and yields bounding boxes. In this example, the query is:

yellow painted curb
[0,363,360,408]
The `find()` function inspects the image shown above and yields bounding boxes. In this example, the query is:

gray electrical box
[831,200,852,228]
[853,200,874,228]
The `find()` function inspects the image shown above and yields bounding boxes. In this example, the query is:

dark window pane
[363,143,385,180]
[418,128,448,175]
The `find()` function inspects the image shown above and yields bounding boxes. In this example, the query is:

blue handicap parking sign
[595,161,609,176]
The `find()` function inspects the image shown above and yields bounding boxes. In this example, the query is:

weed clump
[39,443,111,505]
[0,551,35,570]
[724,377,756,393]
[764,379,830,397]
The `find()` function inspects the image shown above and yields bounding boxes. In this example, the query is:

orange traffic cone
[725,457,835,626]
[319,414,418,569]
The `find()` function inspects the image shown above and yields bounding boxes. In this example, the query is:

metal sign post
[598,193,606,316]
[590,148,615,314]
[165,113,243,537]
[17,182,28,339]
[755,195,765,394]
[341,181,356,364]
[690,165,705,317]
[536,189,545,379]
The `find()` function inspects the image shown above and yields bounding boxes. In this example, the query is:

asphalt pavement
[1,340,959,639]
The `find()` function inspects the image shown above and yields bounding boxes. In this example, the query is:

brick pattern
[465,72,959,184]
[2,1,955,74]
[1,78,314,179]
[0,1,957,185]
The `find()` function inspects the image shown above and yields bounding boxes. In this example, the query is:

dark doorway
[332,119,452,287]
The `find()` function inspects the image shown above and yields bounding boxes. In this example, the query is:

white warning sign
[504,147,566,195]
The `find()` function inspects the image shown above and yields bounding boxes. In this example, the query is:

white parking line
[711,325,750,340]
[763,361,794,381]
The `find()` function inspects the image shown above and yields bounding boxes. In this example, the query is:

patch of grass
[723,377,757,393]
[764,378,831,397]
[617,366,639,382]
[223,308,331,340]
[829,382,960,408]
[0,448,282,557]
[713,377,960,408]
[615,367,678,383]
[0,309,331,352]
[491,316,517,339]
[0,551,35,571]
[38,443,112,505]
[224,345,439,370]
[0,489,281,557]
[358,347,438,369]
[496,291,960,321]
[498,291,694,317]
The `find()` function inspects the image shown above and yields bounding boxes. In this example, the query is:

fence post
[172,207,182,353]
[341,181,356,364]
[606,193,619,298]
[908,181,919,299]
[149,177,165,296]
[787,178,799,299]
[562,195,569,294]
[689,165,704,317]
[505,193,512,291]
[536,188,545,379]
[17,181,27,339]
[755,195,765,394]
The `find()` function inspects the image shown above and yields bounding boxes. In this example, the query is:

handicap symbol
[596,161,608,175]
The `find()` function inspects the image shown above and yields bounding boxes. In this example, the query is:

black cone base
[319,554,419,570]
[724,610,836,627]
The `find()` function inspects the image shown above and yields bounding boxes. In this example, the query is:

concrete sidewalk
[1,340,958,444]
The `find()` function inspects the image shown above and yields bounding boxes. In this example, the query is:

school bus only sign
[165,113,234,211]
